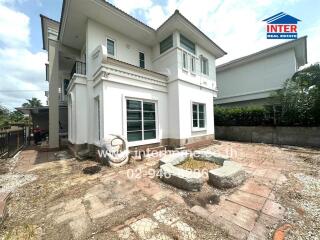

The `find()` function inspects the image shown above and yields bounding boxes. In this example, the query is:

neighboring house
[215,37,307,107]
[41,0,226,151]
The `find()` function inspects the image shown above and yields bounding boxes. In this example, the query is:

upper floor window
[139,52,145,68]
[107,38,115,56]
[201,56,209,75]
[182,52,188,70]
[160,35,173,54]
[190,56,196,73]
[180,34,195,54]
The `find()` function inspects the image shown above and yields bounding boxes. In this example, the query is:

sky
[0,0,319,110]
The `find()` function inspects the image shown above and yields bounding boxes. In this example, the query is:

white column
[48,40,60,148]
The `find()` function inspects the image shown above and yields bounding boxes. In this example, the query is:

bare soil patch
[176,157,220,171]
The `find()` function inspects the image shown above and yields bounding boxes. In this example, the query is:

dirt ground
[0,141,319,240]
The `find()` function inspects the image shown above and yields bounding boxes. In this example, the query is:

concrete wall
[216,49,296,105]
[215,126,320,147]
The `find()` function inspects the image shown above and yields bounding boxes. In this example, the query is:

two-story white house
[41,0,226,153]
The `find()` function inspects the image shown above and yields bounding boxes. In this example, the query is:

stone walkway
[1,142,317,239]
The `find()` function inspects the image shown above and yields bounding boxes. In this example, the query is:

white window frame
[125,97,159,147]
[190,56,196,74]
[139,51,145,68]
[192,102,206,131]
[182,51,188,71]
[106,37,116,57]
[200,56,209,76]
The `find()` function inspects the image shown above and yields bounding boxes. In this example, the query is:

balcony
[70,61,86,78]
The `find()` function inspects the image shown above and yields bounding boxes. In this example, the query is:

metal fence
[0,128,25,159]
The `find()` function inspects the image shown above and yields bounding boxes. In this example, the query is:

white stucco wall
[86,19,153,77]
[216,49,297,104]
[175,80,215,139]
[102,80,168,146]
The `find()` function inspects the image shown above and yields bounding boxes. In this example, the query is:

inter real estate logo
[263,12,301,39]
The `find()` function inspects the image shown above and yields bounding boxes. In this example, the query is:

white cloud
[0,3,47,109]
[145,5,167,29]
[0,4,30,47]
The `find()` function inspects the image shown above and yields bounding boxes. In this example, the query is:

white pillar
[48,40,60,148]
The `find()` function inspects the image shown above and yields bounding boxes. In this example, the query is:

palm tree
[22,98,43,108]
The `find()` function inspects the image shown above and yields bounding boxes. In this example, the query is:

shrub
[215,106,269,126]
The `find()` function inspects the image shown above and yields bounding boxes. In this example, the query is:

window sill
[192,128,206,132]
[128,138,160,147]
[182,68,188,73]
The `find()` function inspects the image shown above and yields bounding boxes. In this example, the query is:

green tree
[9,110,25,122]
[22,97,43,108]
[273,64,320,126]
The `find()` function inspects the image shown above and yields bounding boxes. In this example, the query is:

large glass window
[180,34,195,54]
[160,35,173,54]
[192,103,206,129]
[107,39,115,56]
[127,99,156,142]
[201,57,209,75]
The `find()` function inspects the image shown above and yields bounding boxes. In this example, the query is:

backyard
[0,141,319,240]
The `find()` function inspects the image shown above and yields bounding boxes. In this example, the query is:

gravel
[281,172,320,240]
[0,173,37,193]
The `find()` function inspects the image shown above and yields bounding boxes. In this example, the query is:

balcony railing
[70,61,86,78]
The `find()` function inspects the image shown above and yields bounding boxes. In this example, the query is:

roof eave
[217,36,307,72]
[157,11,227,58]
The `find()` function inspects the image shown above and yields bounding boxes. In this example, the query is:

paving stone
[252,176,276,188]
[262,200,285,219]
[227,190,266,211]
[152,191,170,201]
[48,202,65,212]
[265,169,281,180]
[239,179,272,198]
[64,198,83,213]
[168,193,185,204]
[211,201,258,231]
[69,217,89,239]
[117,227,136,240]
[90,204,124,219]
[136,179,162,196]
[208,214,249,240]
[249,213,279,240]
[147,233,173,240]
[276,174,288,185]
[252,169,268,177]
[153,207,179,225]
[0,192,10,224]
[55,208,86,224]
[190,205,210,219]
[130,217,159,239]
[171,220,196,240]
